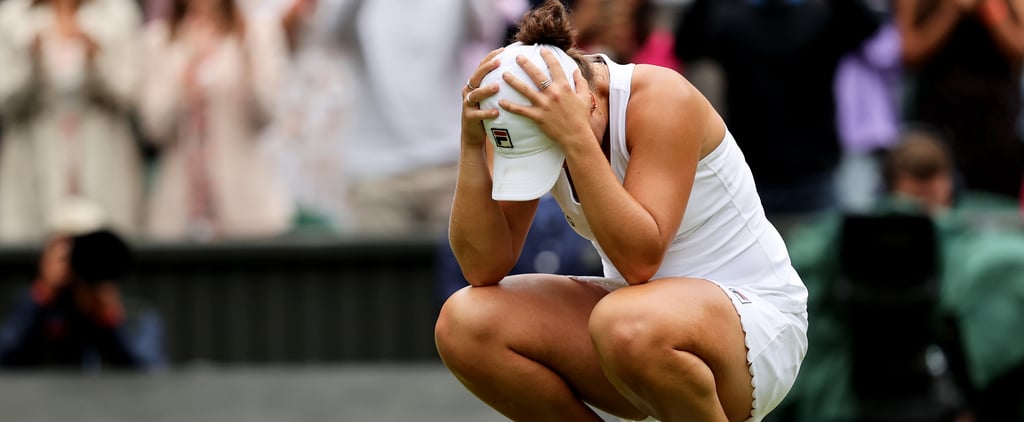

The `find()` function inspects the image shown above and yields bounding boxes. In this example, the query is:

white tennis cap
[479,42,579,201]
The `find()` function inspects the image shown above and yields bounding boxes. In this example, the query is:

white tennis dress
[547,55,809,422]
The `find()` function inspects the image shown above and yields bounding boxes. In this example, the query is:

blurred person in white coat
[0,0,145,243]
[331,0,523,236]
[138,0,299,241]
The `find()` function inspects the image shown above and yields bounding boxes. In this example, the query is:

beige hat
[479,42,580,201]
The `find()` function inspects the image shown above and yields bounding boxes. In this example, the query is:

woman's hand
[498,49,594,151]
[461,48,503,148]
[952,0,979,13]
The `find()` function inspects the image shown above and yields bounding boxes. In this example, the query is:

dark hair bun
[70,229,134,284]
[514,0,577,50]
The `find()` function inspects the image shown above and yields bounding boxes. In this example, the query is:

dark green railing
[0,235,447,364]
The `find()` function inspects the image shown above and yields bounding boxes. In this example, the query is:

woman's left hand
[498,49,594,151]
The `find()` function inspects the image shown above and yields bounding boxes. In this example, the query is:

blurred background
[0,0,1022,420]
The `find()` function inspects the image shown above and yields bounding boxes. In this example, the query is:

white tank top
[549,55,808,314]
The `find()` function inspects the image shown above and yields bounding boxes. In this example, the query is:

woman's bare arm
[448,49,537,286]
[896,0,971,67]
[567,67,706,283]
[979,0,1024,61]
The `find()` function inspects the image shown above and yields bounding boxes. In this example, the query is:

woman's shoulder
[628,64,703,110]
[626,63,725,154]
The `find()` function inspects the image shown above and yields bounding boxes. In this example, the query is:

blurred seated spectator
[895,0,1024,202]
[833,6,903,213]
[606,0,683,71]
[138,0,297,242]
[776,125,1024,422]
[0,0,145,243]
[0,201,165,372]
[882,124,957,214]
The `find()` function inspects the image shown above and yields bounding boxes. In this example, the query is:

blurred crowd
[0,0,1023,419]
[0,0,515,244]
[0,0,1021,245]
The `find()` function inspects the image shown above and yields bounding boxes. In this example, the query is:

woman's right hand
[461,47,504,148]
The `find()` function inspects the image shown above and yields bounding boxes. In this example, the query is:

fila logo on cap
[491,128,514,149]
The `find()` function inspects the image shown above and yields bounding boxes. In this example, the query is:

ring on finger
[467,80,478,90]
[464,94,473,105]
[538,79,552,91]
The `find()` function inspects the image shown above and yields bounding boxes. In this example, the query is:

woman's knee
[588,293,668,377]
[435,285,501,354]
[588,289,720,395]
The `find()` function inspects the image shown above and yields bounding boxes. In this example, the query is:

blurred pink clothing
[138,16,294,241]
[630,29,682,73]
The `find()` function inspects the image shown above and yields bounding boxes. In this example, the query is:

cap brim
[492,144,565,201]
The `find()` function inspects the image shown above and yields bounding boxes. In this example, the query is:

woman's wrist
[560,131,603,163]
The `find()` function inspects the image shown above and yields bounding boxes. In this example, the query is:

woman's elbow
[454,253,512,287]
[615,259,662,286]
[605,244,665,285]
[461,269,505,287]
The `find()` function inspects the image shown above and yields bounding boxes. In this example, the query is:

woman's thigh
[589,277,754,421]
[435,273,645,418]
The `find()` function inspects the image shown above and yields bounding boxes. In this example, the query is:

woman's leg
[434,274,647,421]
[589,277,754,422]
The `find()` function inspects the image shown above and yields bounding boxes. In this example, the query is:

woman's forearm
[897,0,966,67]
[448,143,531,286]
[560,135,666,284]
[979,0,1024,60]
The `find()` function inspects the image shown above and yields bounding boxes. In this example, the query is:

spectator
[895,0,1024,202]
[259,0,368,232]
[882,124,958,215]
[627,0,684,73]
[673,0,880,218]
[330,0,510,237]
[0,202,165,372]
[580,0,682,72]
[0,0,145,243]
[561,0,604,53]
[833,2,903,212]
[138,0,296,242]
[779,125,1024,422]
